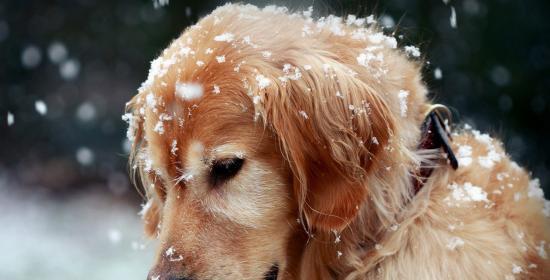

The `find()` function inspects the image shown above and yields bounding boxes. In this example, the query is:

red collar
[412,105,459,194]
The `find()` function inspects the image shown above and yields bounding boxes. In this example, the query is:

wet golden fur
[125,4,550,279]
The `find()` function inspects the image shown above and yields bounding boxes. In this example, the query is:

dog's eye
[209,157,244,187]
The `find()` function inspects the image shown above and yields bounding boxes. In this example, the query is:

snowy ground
[0,175,156,280]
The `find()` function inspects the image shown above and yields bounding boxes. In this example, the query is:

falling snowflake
[35,100,48,115]
[450,6,457,28]
[7,112,14,126]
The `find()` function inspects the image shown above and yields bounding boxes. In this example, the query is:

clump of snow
[456,145,473,166]
[299,110,309,119]
[76,146,95,166]
[121,113,139,143]
[175,82,204,101]
[214,32,235,42]
[165,246,175,257]
[59,58,80,80]
[397,90,409,117]
[372,137,379,145]
[404,45,421,57]
[472,130,502,168]
[21,45,42,69]
[35,100,48,115]
[444,182,489,207]
[48,41,68,64]
[511,264,523,274]
[255,74,271,89]
[527,178,544,199]
[138,199,153,218]
[212,84,221,94]
[450,6,458,28]
[478,149,502,168]
[215,55,225,63]
[446,236,465,250]
[153,120,164,134]
[536,240,547,259]
[262,51,272,58]
[7,112,14,126]
[332,229,341,243]
[434,67,443,79]
[171,140,178,156]
[253,95,261,105]
[336,251,343,258]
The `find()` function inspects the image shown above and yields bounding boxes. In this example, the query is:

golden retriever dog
[123,4,550,279]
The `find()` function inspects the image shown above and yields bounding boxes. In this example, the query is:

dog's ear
[253,59,395,231]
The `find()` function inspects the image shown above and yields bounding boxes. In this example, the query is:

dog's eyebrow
[210,143,247,160]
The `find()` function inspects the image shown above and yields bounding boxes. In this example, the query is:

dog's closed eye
[209,157,244,187]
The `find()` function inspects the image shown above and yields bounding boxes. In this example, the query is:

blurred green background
[0,0,548,279]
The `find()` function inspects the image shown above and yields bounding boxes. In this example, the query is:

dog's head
[126,4,425,279]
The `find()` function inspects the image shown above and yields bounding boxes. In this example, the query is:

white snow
[76,147,95,166]
[527,178,544,199]
[456,145,473,166]
[253,95,261,104]
[478,149,501,168]
[21,45,42,69]
[512,264,523,274]
[536,240,547,259]
[212,84,221,94]
[446,236,465,250]
[7,112,14,126]
[214,32,235,42]
[35,100,48,115]
[255,74,271,89]
[171,140,178,156]
[397,90,409,117]
[48,42,68,64]
[59,58,80,80]
[445,182,489,207]
[138,199,153,218]
[299,110,309,119]
[76,102,96,122]
[336,251,343,258]
[434,67,443,79]
[215,55,225,63]
[404,45,421,57]
[175,82,203,101]
[165,246,175,257]
[153,120,164,134]
[450,6,458,28]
